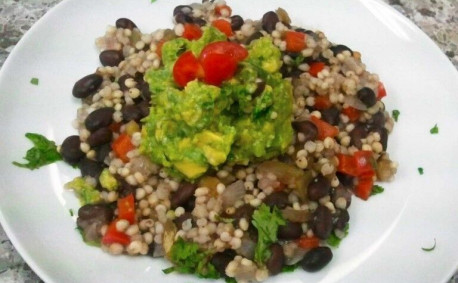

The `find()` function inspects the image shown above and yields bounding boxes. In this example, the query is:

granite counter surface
[0,0,457,282]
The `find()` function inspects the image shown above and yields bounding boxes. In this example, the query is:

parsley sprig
[13,133,61,169]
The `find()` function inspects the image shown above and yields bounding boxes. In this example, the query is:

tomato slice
[215,4,232,16]
[285,31,306,52]
[298,236,320,249]
[342,106,361,122]
[354,175,373,200]
[309,62,326,77]
[199,41,248,62]
[310,116,339,140]
[173,51,204,87]
[212,19,233,37]
[118,194,136,224]
[112,133,134,163]
[182,23,202,40]
[377,81,387,100]
[201,53,237,86]
[314,96,332,110]
[102,221,130,246]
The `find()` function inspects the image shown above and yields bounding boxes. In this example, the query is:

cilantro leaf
[418,167,424,175]
[162,267,175,274]
[281,263,299,273]
[371,185,384,196]
[168,237,220,279]
[392,109,400,122]
[421,238,436,252]
[13,133,61,169]
[327,224,349,248]
[30,77,39,85]
[430,124,439,134]
[252,203,286,265]
[69,209,74,217]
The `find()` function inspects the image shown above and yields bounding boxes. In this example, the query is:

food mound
[60,1,398,282]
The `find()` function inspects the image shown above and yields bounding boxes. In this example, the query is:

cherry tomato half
[201,53,237,86]
[199,41,248,62]
[173,51,204,87]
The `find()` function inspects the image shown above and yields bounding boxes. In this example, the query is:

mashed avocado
[141,27,293,179]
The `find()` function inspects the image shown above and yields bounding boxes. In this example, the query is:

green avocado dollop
[141,27,293,179]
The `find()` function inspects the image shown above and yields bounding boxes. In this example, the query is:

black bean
[331,184,352,208]
[278,221,302,240]
[245,31,263,45]
[368,111,385,129]
[330,44,353,56]
[262,11,279,33]
[292,121,318,142]
[193,17,206,26]
[182,196,196,212]
[308,175,331,201]
[60,135,84,165]
[122,104,143,122]
[170,183,196,209]
[231,204,255,222]
[173,212,193,230]
[115,18,137,30]
[79,158,104,180]
[336,172,354,188]
[118,178,136,198]
[72,74,103,98]
[372,127,388,150]
[137,100,150,118]
[118,74,133,91]
[230,15,244,31]
[78,203,114,222]
[357,87,377,107]
[85,107,114,132]
[134,72,144,83]
[321,107,340,126]
[139,82,151,101]
[266,243,285,276]
[173,5,193,16]
[211,249,236,276]
[175,13,194,24]
[350,123,369,149]
[95,143,111,163]
[334,209,350,230]
[87,127,112,147]
[99,50,124,67]
[264,191,289,209]
[301,247,333,272]
[312,206,333,239]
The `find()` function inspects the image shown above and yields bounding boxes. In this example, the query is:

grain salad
[57,1,398,282]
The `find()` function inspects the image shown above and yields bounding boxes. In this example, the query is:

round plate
[0,0,457,282]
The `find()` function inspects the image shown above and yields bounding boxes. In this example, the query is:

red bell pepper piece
[309,62,325,77]
[310,116,339,140]
[354,175,374,200]
[377,81,387,100]
[212,19,233,37]
[354,150,375,177]
[285,31,306,53]
[118,194,136,224]
[298,236,320,249]
[336,153,358,177]
[342,106,361,122]
[112,133,134,163]
[102,221,130,246]
[314,96,332,110]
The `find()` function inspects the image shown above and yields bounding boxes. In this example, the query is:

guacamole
[141,27,293,179]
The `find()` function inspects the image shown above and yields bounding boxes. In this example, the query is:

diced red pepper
[377,81,387,100]
[314,96,332,110]
[310,116,339,140]
[298,236,320,249]
[354,150,375,177]
[285,31,306,53]
[336,153,358,177]
[173,51,204,87]
[118,194,136,224]
[309,62,325,77]
[354,175,374,200]
[182,23,202,40]
[112,133,134,163]
[212,19,233,37]
[215,4,232,16]
[102,221,130,246]
[342,106,361,122]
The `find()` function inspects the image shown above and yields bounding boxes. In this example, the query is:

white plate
[0,0,457,282]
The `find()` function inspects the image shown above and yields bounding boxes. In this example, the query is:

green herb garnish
[392,109,400,122]
[327,224,349,248]
[75,227,101,247]
[371,185,385,196]
[69,209,74,217]
[418,167,424,175]
[13,133,61,169]
[30,77,39,85]
[166,237,220,279]
[421,238,436,252]
[252,203,286,265]
[281,263,299,273]
[430,124,439,134]
[225,277,237,283]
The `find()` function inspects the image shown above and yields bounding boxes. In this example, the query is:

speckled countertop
[0,0,457,282]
